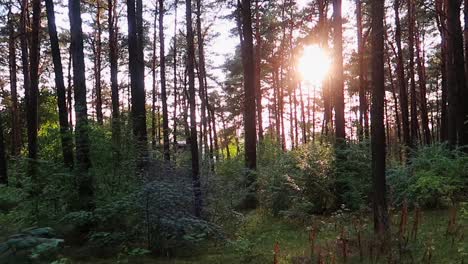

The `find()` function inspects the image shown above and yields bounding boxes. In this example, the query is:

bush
[388,144,468,208]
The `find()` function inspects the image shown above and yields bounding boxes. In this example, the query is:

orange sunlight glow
[298,45,331,85]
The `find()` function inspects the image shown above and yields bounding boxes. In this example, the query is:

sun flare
[298,45,331,84]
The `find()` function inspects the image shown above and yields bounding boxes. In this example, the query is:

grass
[111,209,465,264]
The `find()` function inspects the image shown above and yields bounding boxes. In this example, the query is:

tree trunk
[186,0,203,217]
[108,0,121,154]
[8,7,21,156]
[255,0,263,143]
[407,0,419,145]
[45,0,74,169]
[159,0,170,161]
[370,0,389,234]
[127,0,148,168]
[415,32,431,145]
[446,0,468,146]
[151,6,158,149]
[69,0,94,210]
[95,0,103,125]
[332,0,346,141]
[173,0,179,146]
[394,0,411,149]
[356,0,368,141]
[28,0,41,179]
[241,0,258,208]
[0,113,7,185]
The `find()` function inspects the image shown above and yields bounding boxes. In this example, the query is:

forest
[0,0,467,263]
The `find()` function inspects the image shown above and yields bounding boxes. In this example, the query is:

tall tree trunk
[186,0,203,217]
[127,0,148,168]
[69,0,94,210]
[370,0,389,234]
[356,0,368,141]
[436,5,449,142]
[447,0,468,146]
[8,7,21,156]
[20,0,30,132]
[241,0,258,208]
[0,113,7,185]
[196,0,210,157]
[45,0,74,169]
[109,0,121,154]
[67,48,73,129]
[332,0,346,141]
[151,6,158,149]
[159,0,170,161]
[415,32,431,145]
[95,0,103,125]
[408,0,419,145]
[28,0,41,179]
[394,0,411,149]
[173,0,179,146]
[255,0,263,143]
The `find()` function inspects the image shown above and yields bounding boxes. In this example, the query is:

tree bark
[127,0,148,167]
[370,0,389,234]
[407,0,419,145]
[108,0,121,154]
[45,0,74,169]
[159,0,170,161]
[394,0,411,149]
[241,0,258,208]
[8,7,21,156]
[28,0,41,179]
[356,0,368,141]
[173,0,179,146]
[95,0,103,125]
[446,0,468,146]
[332,0,346,141]
[0,113,7,185]
[415,32,431,145]
[255,0,263,143]
[69,0,94,210]
[186,0,203,217]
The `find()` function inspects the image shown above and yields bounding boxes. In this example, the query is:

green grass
[129,209,466,264]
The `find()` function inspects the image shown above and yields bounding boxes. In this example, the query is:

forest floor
[61,209,466,264]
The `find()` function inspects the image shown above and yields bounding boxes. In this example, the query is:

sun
[298,45,331,84]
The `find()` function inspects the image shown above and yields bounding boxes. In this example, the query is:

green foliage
[388,144,468,208]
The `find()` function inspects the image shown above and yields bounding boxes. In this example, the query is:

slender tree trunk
[46,0,74,169]
[333,0,346,141]
[127,0,148,167]
[394,0,411,149]
[67,48,73,129]
[0,113,7,185]
[20,0,30,128]
[240,0,258,208]
[173,0,179,146]
[95,0,103,125]
[186,0,203,217]
[69,0,94,210]
[408,0,420,146]
[109,0,121,154]
[8,7,21,156]
[151,6,158,149]
[255,0,263,143]
[159,0,170,161]
[356,0,367,141]
[28,0,41,180]
[370,0,389,235]
[415,32,431,145]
